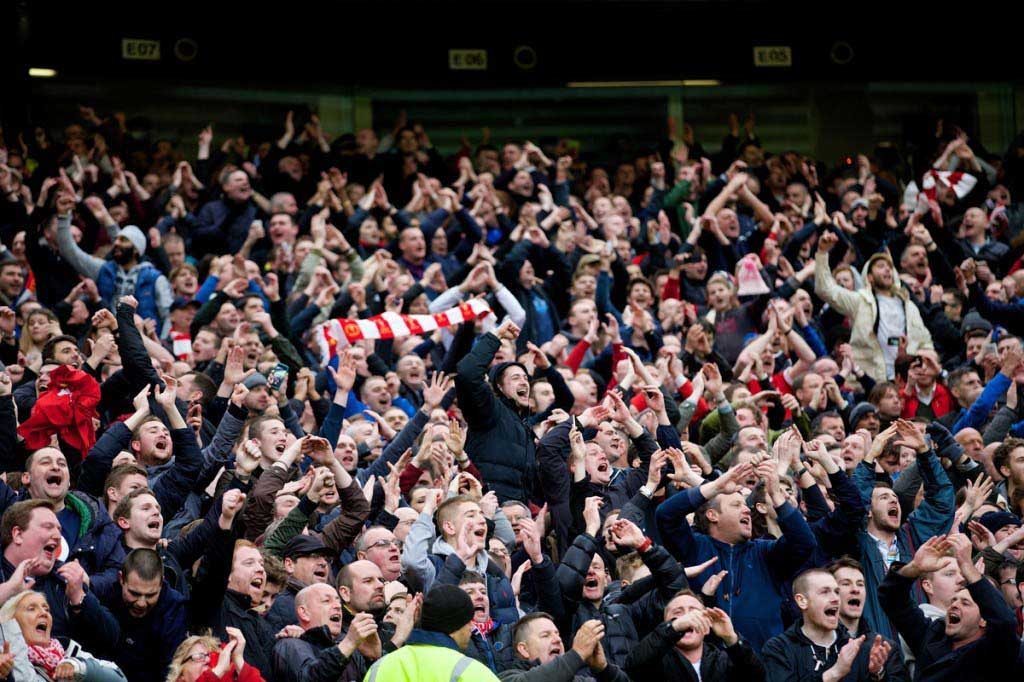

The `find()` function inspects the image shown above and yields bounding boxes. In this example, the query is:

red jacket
[900,381,953,419]
[196,649,265,682]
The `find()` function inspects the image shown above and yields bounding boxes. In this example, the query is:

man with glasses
[356,526,404,582]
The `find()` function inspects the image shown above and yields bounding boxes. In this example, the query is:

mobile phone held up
[267,363,289,392]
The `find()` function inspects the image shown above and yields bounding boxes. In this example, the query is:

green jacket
[365,630,498,682]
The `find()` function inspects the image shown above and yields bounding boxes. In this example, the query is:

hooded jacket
[814,249,933,382]
[761,620,908,682]
[455,332,573,503]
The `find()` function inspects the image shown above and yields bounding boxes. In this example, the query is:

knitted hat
[419,584,475,635]
[960,312,992,336]
[977,511,1021,535]
[120,225,147,256]
[848,402,878,429]
[488,362,529,390]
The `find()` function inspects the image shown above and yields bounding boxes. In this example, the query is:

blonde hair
[165,635,220,682]
[0,590,41,623]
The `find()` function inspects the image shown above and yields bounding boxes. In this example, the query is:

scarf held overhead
[317,299,491,362]
[17,365,101,453]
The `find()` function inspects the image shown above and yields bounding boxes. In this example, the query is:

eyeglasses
[367,539,403,551]
[186,652,212,664]
[489,547,510,556]
[999,578,1017,587]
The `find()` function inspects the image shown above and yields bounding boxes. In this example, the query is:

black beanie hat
[419,584,475,635]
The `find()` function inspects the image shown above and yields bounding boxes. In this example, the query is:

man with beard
[623,589,763,681]
[455,320,573,503]
[265,535,334,632]
[56,214,171,327]
[815,230,933,381]
[93,548,187,682]
[762,568,907,681]
[852,421,955,641]
[272,582,377,682]
[880,534,1018,682]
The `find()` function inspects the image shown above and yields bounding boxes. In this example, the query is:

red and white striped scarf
[316,299,491,363]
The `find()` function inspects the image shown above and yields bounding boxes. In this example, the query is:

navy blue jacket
[93,578,188,682]
[79,422,205,527]
[192,198,260,255]
[655,486,817,653]
[879,565,1018,682]
[0,485,125,595]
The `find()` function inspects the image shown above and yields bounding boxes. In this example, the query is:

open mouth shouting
[41,540,59,562]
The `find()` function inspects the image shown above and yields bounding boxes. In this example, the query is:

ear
[20,472,29,487]
[999,464,1011,479]
[338,585,350,603]
[116,517,130,531]
[921,579,933,596]
[355,551,366,560]
[515,642,530,660]
[755,502,768,516]
[705,508,720,525]
[130,439,141,455]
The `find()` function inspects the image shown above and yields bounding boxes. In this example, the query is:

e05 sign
[753,46,792,68]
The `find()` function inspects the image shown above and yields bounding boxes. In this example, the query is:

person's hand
[211,640,236,677]
[646,448,667,491]
[578,618,608,671]
[1000,346,1023,378]
[577,404,610,429]
[831,636,865,679]
[866,634,891,675]
[609,519,645,549]
[817,230,839,253]
[219,489,246,530]
[275,625,304,639]
[671,610,711,636]
[583,496,603,537]
[478,490,498,519]
[894,419,927,453]
[57,560,87,605]
[519,517,545,563]
[0,557,40,601]
[511,559,532,598]
[603,389,632,424]
[236,440,262,475]
[526,342,550,370]
[54,660,77,680]
[571,620,605,660]
[602,313,622,345]
[328,349,358,396]
[0,641,13,679]
[423,371,453,410]
[494,319,521,341]
[224,626,247,672]
[454,520,485,564]
[705,607,739,646]
[708,463,755,497]
[947,532,981,581]
[904,535,953,577]
[962,474,994,514]
[701,568,729,597]
[701,363,723,396]
[444,417,466,459]
[153,375,179,411]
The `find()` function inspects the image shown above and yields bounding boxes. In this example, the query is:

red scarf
[473,618,496,637]
[28,639,65,677]
[18,365,101,453]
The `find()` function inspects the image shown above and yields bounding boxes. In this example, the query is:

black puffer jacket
[556,532,687,668]
[272,624,368,682]
[624,621,765,682]
[455,332,572,503]
[761,620,908,682]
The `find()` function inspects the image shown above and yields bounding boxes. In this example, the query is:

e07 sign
[122,39,161,61]
[753,46,792,68]
[449,49,488,71]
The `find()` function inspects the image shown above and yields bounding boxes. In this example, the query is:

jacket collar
[406,629,462,652]
[301,625,337,647]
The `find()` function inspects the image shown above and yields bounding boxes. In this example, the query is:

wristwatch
[639,484,655,499]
